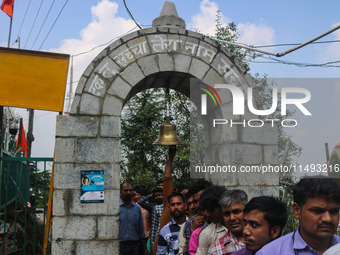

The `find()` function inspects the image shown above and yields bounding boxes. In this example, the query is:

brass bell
[153,116,182,145]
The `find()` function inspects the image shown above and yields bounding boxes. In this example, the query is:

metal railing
[0,157,53,255]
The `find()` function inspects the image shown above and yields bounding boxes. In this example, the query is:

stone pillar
[52,115,121,254]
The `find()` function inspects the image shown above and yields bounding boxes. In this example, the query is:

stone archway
[52,9,279,255]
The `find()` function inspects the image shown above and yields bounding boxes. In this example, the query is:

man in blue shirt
[257,177,340,255]
[157,192,188,255]
[119,182,148,255]
[231,196,288,255]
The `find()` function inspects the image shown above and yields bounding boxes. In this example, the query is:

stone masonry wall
[52,26,279,254]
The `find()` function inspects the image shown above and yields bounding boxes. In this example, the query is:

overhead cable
[123,0,142,29]
[17,0,32,39]
[24,0,44,49]
[38,0,69,50]
[31,0,57,49]
[211,24,340,57]
[73,25,138,57]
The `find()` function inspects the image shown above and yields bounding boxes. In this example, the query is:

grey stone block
[93,57,121,81]
[239,186,262,199]
[137,55,160,76]
[109,44,135,68]
[82,62,95,78]
[92,48,109,63]
[76,241,118,255]
[158,53,174,72]
[126,36,150,60]
[52,216,96,240]
[51,240,75,255]
[84,74,110,98]
[79,93,102,115]
[100,116,121,138]
[168,27,186,35]
[108,38,124,52]
[140,27,157,36]
[218,144,262,165]
[189,58,209,80]
[77,138,120,163]
[122,30,140,43]
[56,116,99,137]
[53,189,119,216]
[147,34,168,54]
[70,95,81,115]
[187,30,204,40]
[54,138,75,163]
[98,216,119,239]
[174,54,192,73]
[262,186,280,197]
[107,76,132,100]
[53,163,120,190]
[182,36,200,57]
[202,68,225,86]
[120,62,145,86]
[75,76,87,95]
[238,171,279,186]
[102,94,123,116]
[264,145,279,164]
[241,123,279,145]
[195,41,217,64]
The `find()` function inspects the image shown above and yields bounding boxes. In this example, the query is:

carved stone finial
[152,1,186,29]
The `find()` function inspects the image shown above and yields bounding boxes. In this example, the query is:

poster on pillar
[80,170,104,203]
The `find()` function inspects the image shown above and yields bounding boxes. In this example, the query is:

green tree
[121,89,193,191]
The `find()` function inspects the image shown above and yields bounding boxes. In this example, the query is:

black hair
[152,187,163,195]
[185,190,193,200]
[293,176,340,207]
[189,179,212,196]
[199,185,227,210]
[156,179,164,185]
[134,186,148,196]
[176,185,188,193]
[167,191,185,203]
[244,196,288,237]
[120,182,131,191]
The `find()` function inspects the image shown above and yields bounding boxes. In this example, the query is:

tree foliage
[121,89,193,191]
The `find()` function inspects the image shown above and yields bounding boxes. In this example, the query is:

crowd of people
[119,176,340,255]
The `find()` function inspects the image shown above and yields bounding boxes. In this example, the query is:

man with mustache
[157,192,188,255]
[231,196,288,255]
[257,177,340,255]
[119,182,148,255]
[208,189,248,255]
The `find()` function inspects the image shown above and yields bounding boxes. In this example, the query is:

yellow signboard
[0,47,69,112]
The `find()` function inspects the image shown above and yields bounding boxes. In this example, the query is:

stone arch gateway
[52,25,280,254]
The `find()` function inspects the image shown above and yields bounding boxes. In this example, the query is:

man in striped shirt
[157,192,188,255]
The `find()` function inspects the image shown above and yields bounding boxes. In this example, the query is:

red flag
[1,0,14,18]
[15,118,28,157]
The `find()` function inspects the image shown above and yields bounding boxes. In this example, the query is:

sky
[1,0,340,173]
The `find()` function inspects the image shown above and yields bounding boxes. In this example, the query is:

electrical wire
[73,25,138,57]
[123,0,142,29]
[254,39,340,49]
[248,53,340,68]
[31,0,57,50]
[24,0,45,49]
[38,0,69,50]
[17,0,32,39]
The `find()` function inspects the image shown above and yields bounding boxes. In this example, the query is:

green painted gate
[0,157,53,255]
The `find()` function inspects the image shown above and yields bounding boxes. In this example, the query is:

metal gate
[0,157,53,255]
